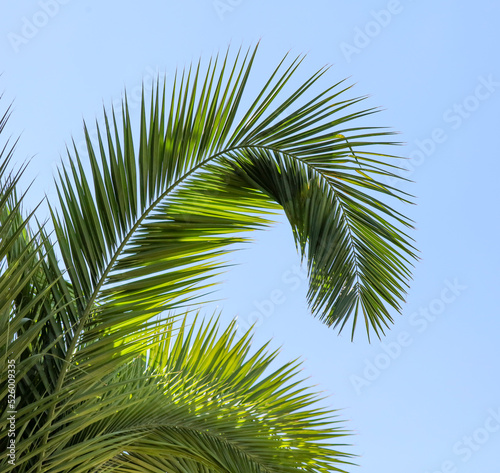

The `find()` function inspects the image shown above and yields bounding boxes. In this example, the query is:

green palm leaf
[54,45,415,349]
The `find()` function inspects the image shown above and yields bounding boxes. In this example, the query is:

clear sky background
[1,1,500,472]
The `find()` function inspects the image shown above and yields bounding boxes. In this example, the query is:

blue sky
[1,1,500,472]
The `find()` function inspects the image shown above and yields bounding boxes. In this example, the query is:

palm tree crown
[0,46,415,472]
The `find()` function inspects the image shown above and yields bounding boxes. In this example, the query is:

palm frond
[20,316,353,473]
[54,45,415,353]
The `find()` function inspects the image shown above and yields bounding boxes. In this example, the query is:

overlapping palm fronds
[0,46,415,472]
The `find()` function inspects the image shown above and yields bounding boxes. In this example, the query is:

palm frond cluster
[0,47,415,472]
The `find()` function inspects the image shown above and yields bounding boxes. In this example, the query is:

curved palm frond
[54,45,415,353]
